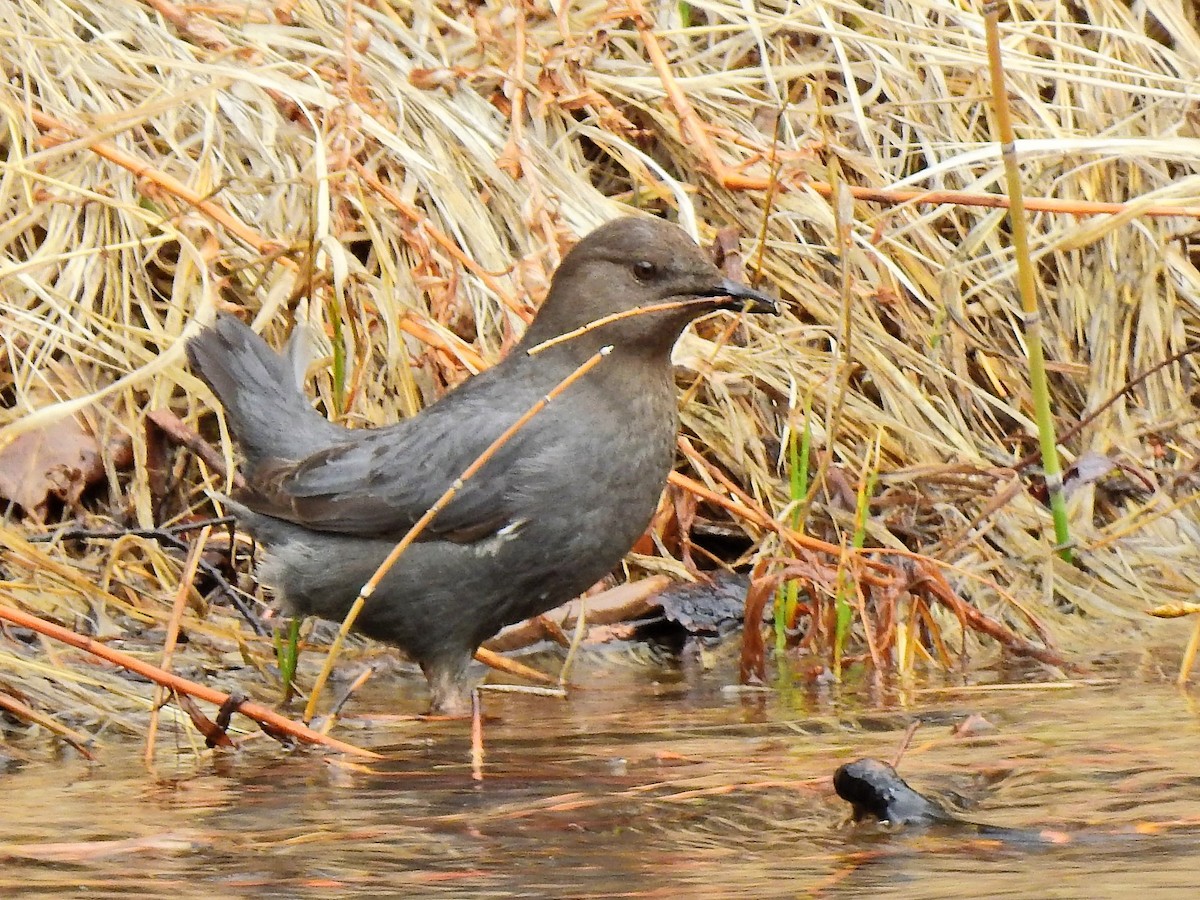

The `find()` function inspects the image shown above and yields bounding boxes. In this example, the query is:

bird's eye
[633,260,658,281]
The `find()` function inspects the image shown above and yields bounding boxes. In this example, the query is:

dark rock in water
[833,758,957,826]
[834,757,1049,844]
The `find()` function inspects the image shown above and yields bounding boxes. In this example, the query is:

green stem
[983,4,1072,561]
[774,398,813,652]
[275,617,302,703]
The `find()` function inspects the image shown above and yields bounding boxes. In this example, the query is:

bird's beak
[696,278,781,314]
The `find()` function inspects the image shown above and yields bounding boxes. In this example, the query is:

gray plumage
[187,216,777,713]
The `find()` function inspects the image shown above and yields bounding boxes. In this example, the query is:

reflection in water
[3,648,1200,898]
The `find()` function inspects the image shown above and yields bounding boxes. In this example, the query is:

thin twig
[30,523,265,636]
[525,298,750,355]
[0,603,379,758]
[470,688,484,782]
[0,691,96,760]
[146,525,212,766]
[474,647,558,686]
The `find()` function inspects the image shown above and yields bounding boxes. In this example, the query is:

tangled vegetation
[2,0,1200,755]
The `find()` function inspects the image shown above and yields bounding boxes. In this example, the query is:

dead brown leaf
[0,415,103,522]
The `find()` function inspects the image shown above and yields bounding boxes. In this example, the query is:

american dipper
[188,216,778,713]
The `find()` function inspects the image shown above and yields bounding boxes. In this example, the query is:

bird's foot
[422,662,476,717]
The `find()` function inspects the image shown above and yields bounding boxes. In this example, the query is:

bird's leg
[421,658,475,717]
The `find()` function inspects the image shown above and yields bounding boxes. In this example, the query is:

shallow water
[3,647,1199,898]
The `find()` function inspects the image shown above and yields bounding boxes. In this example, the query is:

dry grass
[3,0,1200,751]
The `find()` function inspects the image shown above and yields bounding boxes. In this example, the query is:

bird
[187,216,778,714]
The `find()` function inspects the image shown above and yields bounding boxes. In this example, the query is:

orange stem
[0,602,380,758]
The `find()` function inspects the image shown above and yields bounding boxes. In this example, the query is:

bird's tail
[187,314,343,466]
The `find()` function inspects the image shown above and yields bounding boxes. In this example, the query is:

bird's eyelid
[632,259,658,279]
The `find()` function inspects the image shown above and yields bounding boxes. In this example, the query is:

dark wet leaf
[739,566,781,684]
[657,571,753,635]
[174,691,237,748]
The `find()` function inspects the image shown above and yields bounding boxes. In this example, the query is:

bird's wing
[236,400,533,542]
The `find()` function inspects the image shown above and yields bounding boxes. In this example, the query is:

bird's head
[520,217,779,356]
